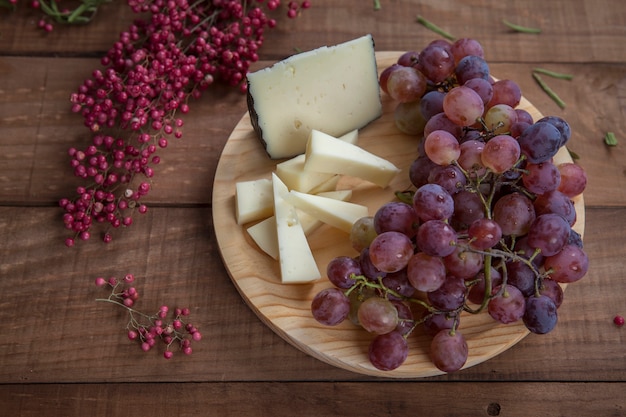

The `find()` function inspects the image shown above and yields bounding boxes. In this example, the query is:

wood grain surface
[0,1,624,415]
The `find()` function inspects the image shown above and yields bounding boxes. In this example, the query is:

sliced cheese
[275,129,360,193]
[246,35,381,159]
[307,174,341,194]
[337,129,360,146]
[276,154,334,193]
[300,190,353,234]
[285,190,368,233]
[304,129,401,188]
[247,190,353,260]
[271,173,321,284]
[246,216,278,260]
[235,178,273,224]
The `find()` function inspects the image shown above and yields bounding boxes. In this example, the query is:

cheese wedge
[246,35,381,159]
[246,216,279,260]
[275,129,359,193]
[246,190,353,260]
[303,129,401,187]
[235,178,273,224]
[271,173,321,284]
[285,190,369,233]
[307,175,341,195]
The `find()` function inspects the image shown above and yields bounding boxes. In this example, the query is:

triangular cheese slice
[271,173,321,284]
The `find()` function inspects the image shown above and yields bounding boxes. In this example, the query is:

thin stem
[532,72,567,109]
[95,296,155,321]
[532,67,574,80]
[416,15,456,41]
[502,19,541,34]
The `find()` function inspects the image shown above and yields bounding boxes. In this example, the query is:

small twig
[533,67,574,80]
[532,72,566,109]
[416,15,456,41]
[502,19,542,34]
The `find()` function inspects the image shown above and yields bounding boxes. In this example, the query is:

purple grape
[527,213,571,257]
[430,329,468,372]
[537,115,571,147]
[413,183,454,222]
[544,244,589,283]
[419,90,446,120]
[311,288,350,326]
[416,220,457,257]
[428,164,467,195]
[488,284,525,324]
[427,276,467,311]
[374,201,420,237]
[523,295,558,334]
[455,55,490,84]
[517,121,562,164]
[406,252,446,292]
[369,330,409,371]
[326,256,361,289]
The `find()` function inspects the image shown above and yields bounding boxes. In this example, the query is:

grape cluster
[59,0,312,246]
[311,38,589,373]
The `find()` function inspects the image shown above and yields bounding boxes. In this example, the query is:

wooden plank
[1,382,624,417]
[1,1,626,63]
[0,206,622,383]
[1,56,625,207]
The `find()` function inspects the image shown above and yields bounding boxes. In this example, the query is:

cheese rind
[246,35,381,159]
[304,129,401,188]
[235,178,273,224]
[271,173,321,284]
[285,190,369,233]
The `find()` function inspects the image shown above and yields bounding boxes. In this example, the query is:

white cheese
[337,129,360,146]
[235,178,273,224]
[246,216,279,260]
[276,154,334,193]
[246,35,381,159]
[307,174,341,194]
[271,173,321,284]
[285,190,369,233]
[275,129,359,193]
[246,190,353,260]
[304,129,401,187]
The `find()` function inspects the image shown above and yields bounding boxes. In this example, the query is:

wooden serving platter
[212,52,585,378]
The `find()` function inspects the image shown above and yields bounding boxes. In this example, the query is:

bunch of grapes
[311,38,589,373]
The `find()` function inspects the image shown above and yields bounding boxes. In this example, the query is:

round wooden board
[212,51,585,378]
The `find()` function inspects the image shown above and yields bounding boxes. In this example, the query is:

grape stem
[346,275,435,312]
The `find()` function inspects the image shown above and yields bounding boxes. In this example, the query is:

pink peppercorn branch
[59,0,311,246]
[95,273,202,359]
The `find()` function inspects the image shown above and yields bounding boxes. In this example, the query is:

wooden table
[1,1,624,415]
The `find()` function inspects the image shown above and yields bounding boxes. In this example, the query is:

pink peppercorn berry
[614,315,625,327]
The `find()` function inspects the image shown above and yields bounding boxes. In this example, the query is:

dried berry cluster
[59,0,311,246]
[95,273,202,359]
